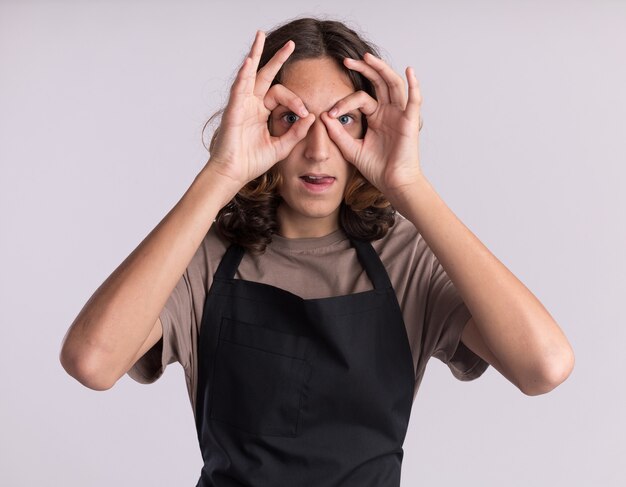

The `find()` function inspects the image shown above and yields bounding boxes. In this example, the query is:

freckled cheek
[274,162,292,188]
[329,122,362,141]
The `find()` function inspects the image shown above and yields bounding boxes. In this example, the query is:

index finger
[253,39,295,98]
[362,53,407,108]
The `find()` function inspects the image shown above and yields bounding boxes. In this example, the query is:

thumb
[271,113,315,161]
[320,112,361,164]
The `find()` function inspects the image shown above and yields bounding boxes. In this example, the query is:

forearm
[389,174,574,391]
[60,166,238,389]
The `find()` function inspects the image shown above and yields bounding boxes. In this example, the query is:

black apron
[195,236,415,486]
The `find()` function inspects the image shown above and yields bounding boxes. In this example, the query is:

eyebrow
[273,102,361,118]
[298,103,361,116]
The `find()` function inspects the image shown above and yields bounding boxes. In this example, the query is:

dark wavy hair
[203,16,420,254]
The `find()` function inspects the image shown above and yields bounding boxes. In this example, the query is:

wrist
[194,164,243,210]
[385,173,429,214]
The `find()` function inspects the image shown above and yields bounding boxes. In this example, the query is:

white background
[1,0,624,485]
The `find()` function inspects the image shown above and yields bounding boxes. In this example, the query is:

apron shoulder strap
[214,242,245,280]
[350,238,392,291]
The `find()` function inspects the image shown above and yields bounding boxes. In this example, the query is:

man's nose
[303,117,331,162]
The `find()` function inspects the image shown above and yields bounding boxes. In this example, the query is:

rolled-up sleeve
[126,269,193,384]
[426,256,489,381]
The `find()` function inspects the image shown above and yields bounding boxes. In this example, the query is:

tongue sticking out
[301,176,334,184]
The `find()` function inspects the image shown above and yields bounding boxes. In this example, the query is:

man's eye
[338,114,354,125]
[281,112,300,124]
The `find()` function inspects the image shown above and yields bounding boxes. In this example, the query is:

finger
[264,84,309,117]
[361,52,407,108]
[327,90,378,119]
[248,30,266,69]
[229,56,256,101]
[229,31,265,98]
[238,30,266,95]
[272,113,315,161]
[343,57,390,104]
[320,111,362,164]
[253,39,296,98]
[405,66,423,123]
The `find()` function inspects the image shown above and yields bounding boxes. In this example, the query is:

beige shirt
[127,214,489,421]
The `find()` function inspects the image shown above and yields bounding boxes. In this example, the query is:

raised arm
[321,52,575,396]
[59,167,238,390]
[59,30,315,390]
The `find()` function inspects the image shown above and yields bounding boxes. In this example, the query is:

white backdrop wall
[1,0,624,485]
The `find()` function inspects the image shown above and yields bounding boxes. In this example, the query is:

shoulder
[371,214,425,259]
[184,224,232,282]
[203,224,231,255]
[371,214,438,281]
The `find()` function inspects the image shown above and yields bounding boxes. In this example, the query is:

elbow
[521,345,576,396]
[59,342,117,391]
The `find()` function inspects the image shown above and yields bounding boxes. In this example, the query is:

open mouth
[300,175,335,184]
[299,175,335,192]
